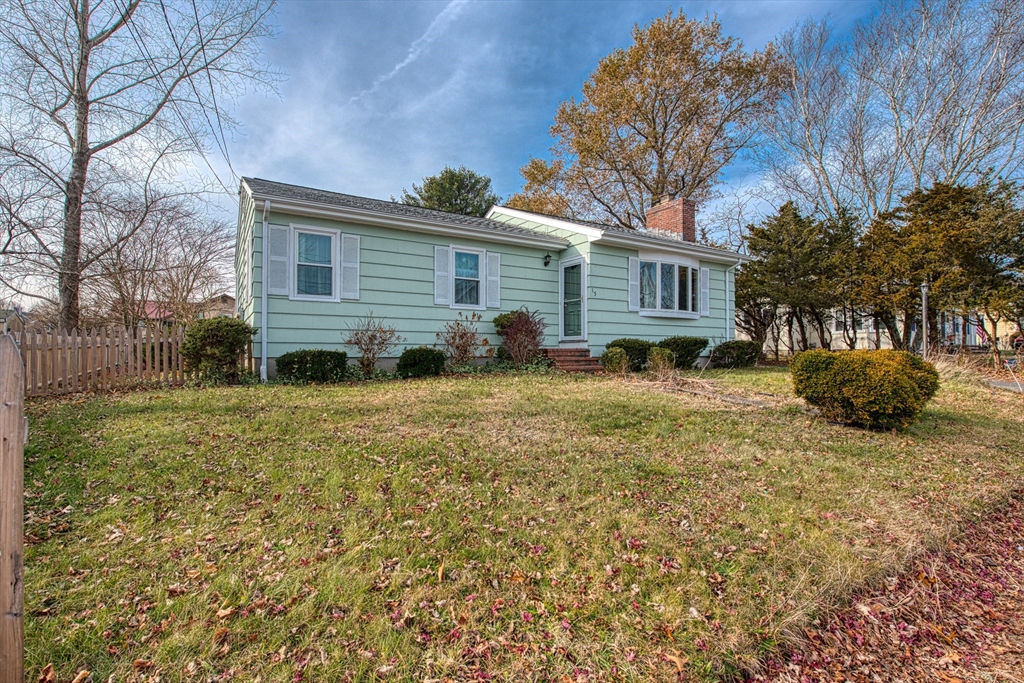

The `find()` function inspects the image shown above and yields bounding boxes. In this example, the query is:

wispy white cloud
[351,0,470,102]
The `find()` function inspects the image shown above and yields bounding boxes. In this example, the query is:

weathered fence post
[0,334,25,680]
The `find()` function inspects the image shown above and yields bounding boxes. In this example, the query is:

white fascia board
[486,206,605,239]
[486,204,748,264]
[249,193,570,250]
[597,232,749,265]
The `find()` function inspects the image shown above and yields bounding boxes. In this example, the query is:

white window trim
[289,225,340,302]
[559,255,588,342]
[450,245,487,311]
[638,258,700,319]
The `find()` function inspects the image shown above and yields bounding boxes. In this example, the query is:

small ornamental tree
[344,312,405,377]
[181,317,255,384]
[495,307,548,367]
[437,312,487,367]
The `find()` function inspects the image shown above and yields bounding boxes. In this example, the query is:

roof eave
[596,232,749,264]
[247,184,569,249]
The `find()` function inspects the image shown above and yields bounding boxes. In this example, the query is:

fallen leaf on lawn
[216,607,237,619]
[132,660,154,671]
[35,664,56,683]
[664,651,689,672]
[214,627,229,644]
[438,559,445,583]
[70,671,91,683]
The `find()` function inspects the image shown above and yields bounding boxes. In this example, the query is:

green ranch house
[234,177,746,378]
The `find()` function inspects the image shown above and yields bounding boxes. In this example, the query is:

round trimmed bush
[600,346,629,374]
[606,338,654,372]
[711,340,761,368]
[657,336,708,369]
[181,317,255,384]
[276,349,349,384]
[396,346,446,378]
[791,349,939,430]
[646,346,676,377]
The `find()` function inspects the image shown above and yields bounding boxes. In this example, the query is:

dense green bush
[600,347,629,374]
[791,349,940,430]
[657,336,708,369]
[711,340,762,368]
[275,349,349,384]
[606,338,654,372]
[181,318,255,384]
[492,312,517,336]
[396,346,446,378]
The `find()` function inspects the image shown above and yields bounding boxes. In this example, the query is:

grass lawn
[23,368,1024,682]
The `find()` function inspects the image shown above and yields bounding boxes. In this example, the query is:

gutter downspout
[260,200,270,381]
[725,263,739,341]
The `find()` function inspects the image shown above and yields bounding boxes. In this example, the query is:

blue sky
[219,0,876,207]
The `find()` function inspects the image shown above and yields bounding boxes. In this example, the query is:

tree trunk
[985,311,1002,368]
[59,1,92,331]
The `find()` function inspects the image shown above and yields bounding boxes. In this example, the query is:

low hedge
[606,338,654,372]
[275,349,349,384]
[657,336,708,369]
[711,340,761,368]
[791,349,939,430]
[396,346,446,378]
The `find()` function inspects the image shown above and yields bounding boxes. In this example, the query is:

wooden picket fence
[16,325,189,397]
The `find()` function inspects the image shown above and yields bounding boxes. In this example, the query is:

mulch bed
[749,493,1024,683]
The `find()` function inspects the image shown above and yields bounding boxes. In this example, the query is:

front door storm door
[561,260,583,339]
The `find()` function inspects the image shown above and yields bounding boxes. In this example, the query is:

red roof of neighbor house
[143,302,173,320]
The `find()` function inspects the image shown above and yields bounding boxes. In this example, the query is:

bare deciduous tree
[758,0,1024,221]
[0,0,277,329]
[85,196,232,327]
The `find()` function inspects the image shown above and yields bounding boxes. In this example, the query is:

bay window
[639,259,698,314]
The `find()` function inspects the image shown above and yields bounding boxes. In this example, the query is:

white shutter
[486,252,501,308]
[267,224,290,296]
[699,267,710,316]
[434,245,451,305]
[340,234,360,300]
[627,257,640,312]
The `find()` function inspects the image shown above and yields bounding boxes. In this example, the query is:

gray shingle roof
[243,177,558,242]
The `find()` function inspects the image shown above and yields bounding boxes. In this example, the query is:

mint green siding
[234,187,257,326]
[584,243,733,354]
[239,195,739,368]
[251,211,560,360]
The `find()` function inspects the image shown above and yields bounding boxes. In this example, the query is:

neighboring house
[743,308,999,356]
[199,294,236,319]
[0,307,26,335]
[235,178,746,378]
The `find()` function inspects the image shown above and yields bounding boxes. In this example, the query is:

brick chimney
[645,196,696,242]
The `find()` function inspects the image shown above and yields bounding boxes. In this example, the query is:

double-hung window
[639,260,698,314]
[453,249,482,307]
[265,223,359,301]
[295,230,335,298]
